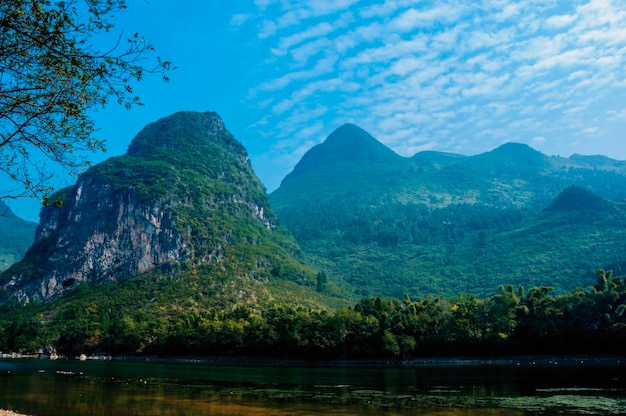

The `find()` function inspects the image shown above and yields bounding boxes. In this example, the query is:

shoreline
[112,354,626,368]
[4,353,625,368]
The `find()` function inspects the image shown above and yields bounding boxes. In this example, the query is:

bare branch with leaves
[0,0,173,201]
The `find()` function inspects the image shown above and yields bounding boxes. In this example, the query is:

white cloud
[495,3,521,22]
[389,5,464,32]
[607,109,626,120]
[272,21,334,56]
[544,14,577,29]
[535,46,597,70]
[377,117,406,132]
[342,35,429,68]
[386,56,423,77]
[257,54,338,91]
[230,14,251,27]
[297,121,325,140]
[461,73,512,98]
[531,136,546,146]
[576,0,626,28]
[462,28,515,52]
[289,37,333,64]
[359,0,413,19]
[258,0,362,36]
[581,126,601,136]
[567,70,590,81]
[259,20,277,38]
[273,12,356,62]
[306,0,362,18]
[579,27,626,45]
[254,0,274,10]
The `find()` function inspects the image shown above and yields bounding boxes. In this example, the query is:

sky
[5,0,626,221]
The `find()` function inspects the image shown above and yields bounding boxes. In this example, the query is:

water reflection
[0,358,624,415]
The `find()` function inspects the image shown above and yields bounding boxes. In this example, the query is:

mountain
[272,123,409,209]
[543,185,619,216]
[270,125,626,297]
[568,153,626,171]
[411,150,467,169]
[0,111,333,308]
[0,201,37,272]
[290,123,402,171]
[466,142,549,170]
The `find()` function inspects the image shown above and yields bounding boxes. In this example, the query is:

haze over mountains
[270,123,626,297]
[0,201,37,273]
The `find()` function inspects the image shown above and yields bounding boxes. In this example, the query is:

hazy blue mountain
[272,123,409,210]
[568,153,626,171]
[461,142,550,173]
[270,125,626,297]
[0,201,37,272]
[543,185,618,215]
[411,150,467,170]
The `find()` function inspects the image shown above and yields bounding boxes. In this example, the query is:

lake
[0,357,625,415]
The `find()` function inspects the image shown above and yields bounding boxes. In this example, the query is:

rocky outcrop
[1,111,279,302]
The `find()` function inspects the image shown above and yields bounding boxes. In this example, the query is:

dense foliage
[275,187,626,297]
[1,270,624,359]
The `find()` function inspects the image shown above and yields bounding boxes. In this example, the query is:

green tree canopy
[0,0,172,200]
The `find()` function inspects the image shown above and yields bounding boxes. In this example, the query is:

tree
[448,294,488,343]
[486,284,520,341]
[316,270,327,292]
[0,0,173,200]
[514,286,564,351]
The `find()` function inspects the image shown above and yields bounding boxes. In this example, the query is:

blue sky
[7,0,626,221]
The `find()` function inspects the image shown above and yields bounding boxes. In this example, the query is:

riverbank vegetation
[0,269,625,359]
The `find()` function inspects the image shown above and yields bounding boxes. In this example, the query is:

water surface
[0,357,624,415]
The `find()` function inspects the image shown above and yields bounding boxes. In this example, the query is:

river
[0,357,625,415]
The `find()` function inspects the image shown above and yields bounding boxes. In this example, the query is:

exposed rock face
[1,111,277,302]
[28,180,185,298]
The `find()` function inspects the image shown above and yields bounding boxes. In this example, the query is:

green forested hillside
[277,187,626,297]
[271,124,626,298]
[0,111,347,307]
[0,201,37,272]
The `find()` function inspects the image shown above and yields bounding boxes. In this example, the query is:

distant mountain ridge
[270,124,626,297]
[543,185,618,215]
[276,124,408,207]
[0,201,37,272]
[459,142,550,176]
[285,123,402,174]
[273,124,626,212]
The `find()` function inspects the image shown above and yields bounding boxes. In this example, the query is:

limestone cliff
[0,111,294,303]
